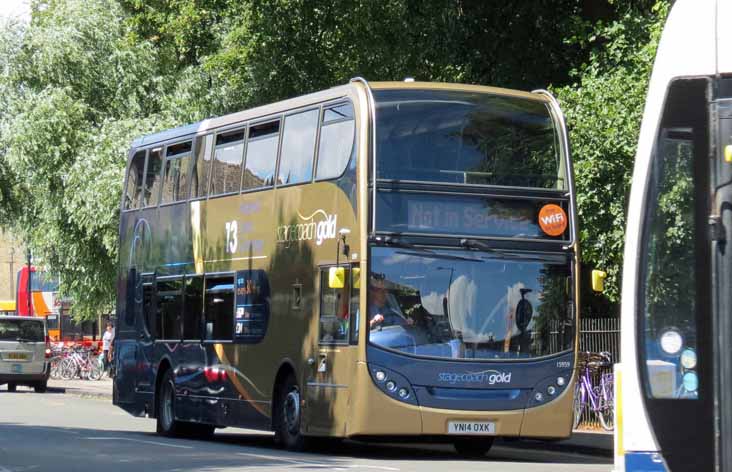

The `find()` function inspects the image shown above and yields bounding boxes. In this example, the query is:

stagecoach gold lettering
[438,370,512,385]
[276,209,338,246]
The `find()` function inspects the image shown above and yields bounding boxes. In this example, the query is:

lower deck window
[205,276,234,340]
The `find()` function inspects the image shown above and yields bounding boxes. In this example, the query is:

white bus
[615,0,732,470]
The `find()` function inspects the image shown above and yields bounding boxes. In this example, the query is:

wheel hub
[284,389,300,434]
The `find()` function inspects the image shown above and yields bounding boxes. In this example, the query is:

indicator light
[534,392,544,402]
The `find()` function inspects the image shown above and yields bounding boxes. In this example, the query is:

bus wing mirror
[591,270,607,293]
[329,267,345,289]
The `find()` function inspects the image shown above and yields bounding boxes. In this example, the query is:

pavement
[41,377,613,453]
[47,376,113,399]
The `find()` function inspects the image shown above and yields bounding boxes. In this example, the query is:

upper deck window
[374,90,565,190]
[243,121,279,190]
[125,150,146,210]
[191,135,213,199]
[143,148,163,207]
[316,102,355,181]
[211,130,245,195]
[161,141,193,203]
[278,109,318,186]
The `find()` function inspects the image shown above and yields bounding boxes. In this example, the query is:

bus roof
[130,81,551,149]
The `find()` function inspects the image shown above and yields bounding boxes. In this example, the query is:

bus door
[712,82,732,472]
[636,78,715,471]
[304,265,359,435]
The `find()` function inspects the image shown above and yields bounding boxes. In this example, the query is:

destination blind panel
[375,192,569,240]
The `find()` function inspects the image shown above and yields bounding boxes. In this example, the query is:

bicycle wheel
[50,358,62,379]
[572,380,584,430]
[88,362,103,381]
[59,358,77,380]
[598,374,614,431]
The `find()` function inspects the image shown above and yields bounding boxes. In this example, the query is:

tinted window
[183,276,203,339]
[243,121,279,190]
[125,151,146,209]
[205,276,234,340]
[161,142,193,203]
[374,90,564,189]
[278,109,318,185]
[368,247,572,359]
[157,279,182,339]
[191,135,213,199]
[0,319,44,342]
[316,103,355,180]
[142,281,155,338]
[143,148,163,207]
[211,130,245,195]
[319,268,352,344]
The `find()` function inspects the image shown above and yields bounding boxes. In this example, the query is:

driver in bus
[369,276,414,330]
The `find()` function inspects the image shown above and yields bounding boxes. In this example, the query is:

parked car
[0,316,50,392]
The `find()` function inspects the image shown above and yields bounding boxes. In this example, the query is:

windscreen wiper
[16,337,30,343]
[372,236,482,262]
[460,238,567,262]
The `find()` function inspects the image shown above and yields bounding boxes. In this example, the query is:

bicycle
[573,351,614,431]
[59,347,102,381]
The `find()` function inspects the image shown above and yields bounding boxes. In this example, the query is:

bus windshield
[374,89,565,190]
[368,246,573,360]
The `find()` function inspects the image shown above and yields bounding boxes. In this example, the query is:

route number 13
[225,220,238,254]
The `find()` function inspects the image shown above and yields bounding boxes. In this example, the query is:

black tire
[34,381,47,393]
[453,437,494,458]
[156,370,184,437]
[273,373,307,450]
[7,383,16,392]
[181,422,216,439]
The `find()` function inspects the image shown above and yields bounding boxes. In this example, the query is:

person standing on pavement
[102,322,115,375]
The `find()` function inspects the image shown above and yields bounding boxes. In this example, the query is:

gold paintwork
[128,79,577,440]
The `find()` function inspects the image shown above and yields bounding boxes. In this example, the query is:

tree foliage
[0,0,669,319]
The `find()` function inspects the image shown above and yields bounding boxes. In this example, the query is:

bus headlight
[681,349,697,369]
[682,372,699,392]
[375,370,387,382]
[547,385,556,396]
[398,388,409,399]
[386,381,397,392]
[557,376,566,387]
[534,392,544,402]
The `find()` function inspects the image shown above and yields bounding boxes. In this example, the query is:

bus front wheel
[274,373,306,450]
[453,437,494,458]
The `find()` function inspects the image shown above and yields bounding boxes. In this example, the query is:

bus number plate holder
[447,421,496,435]
[11,364,23,374]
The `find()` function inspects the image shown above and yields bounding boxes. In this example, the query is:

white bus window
[243,121,279,190]
[125,150,146,210]
[143,148,163,207]
[204,276,234,341]
[211,130,245,195]
[278,109,318,186]
[161,142,193,203]
[191,134,213,199]
[316,102,355,181]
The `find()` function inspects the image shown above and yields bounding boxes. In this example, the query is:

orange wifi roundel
[538,204,568,237]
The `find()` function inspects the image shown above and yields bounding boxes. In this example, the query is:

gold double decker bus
[113,79,579,455]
